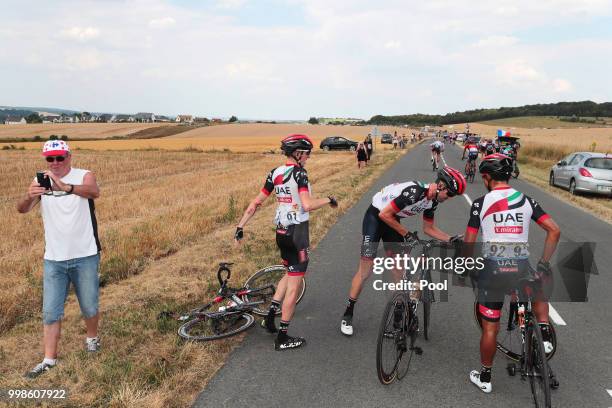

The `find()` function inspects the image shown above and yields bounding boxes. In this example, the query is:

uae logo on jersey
[482,191,527,234]
[273,167,294,186]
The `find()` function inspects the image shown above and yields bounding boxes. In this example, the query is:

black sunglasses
[46,156,66,163]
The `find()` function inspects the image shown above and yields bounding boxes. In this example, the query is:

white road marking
[443,144,568,326]
[607,389,612,398]
[548,304,567,326]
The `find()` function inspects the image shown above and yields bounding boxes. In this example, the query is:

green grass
[479,116,612,129]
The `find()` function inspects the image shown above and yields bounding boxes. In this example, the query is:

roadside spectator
[17,140,101,379]
[365,134,373,164]
[401,134,407,148]
[392,135,398,149]
[356,142,368,169]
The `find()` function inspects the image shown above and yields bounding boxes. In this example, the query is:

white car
[549,152,612,196]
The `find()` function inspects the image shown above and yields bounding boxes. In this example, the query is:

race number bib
[483,242,529,260]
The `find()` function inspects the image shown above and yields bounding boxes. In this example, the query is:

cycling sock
[42,358,57,366]
[343,297,357,317]
[278,320,290,340]
[480,365,492,383]
[268,300,281,317]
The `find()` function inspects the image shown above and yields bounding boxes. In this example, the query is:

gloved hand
[328,196,338,208]
[537,259,552,276]
[234,227,244,242]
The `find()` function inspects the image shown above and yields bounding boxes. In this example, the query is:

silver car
[549,152,612,196]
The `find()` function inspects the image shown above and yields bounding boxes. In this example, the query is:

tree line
[366,101,612,126]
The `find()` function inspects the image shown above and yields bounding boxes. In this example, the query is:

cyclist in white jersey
[463,153,560,393]
[430,140,445,169]
[340,167,466,336]
[235,134,338,350]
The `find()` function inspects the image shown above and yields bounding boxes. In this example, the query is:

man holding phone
[17,140,101,378]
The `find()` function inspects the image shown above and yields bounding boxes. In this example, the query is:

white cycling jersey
[430,141,444,151]
[261,163,311,227]
[467,186,549,259]
[372,181,438,220]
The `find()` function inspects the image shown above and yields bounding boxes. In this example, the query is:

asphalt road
[194,142,612,408]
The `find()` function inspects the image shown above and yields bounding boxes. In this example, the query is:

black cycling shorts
[431,147,441,154]
[477,259,530,322]
[467,152,478,161]
[360,205,403,259]
[276,222,309,276]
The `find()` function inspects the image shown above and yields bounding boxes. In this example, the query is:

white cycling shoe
[470,370,492,393]
[340,316,353,336]
[543,341,554,354]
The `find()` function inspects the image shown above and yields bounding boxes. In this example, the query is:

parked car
[380,133,393,144]
[320,136,358,151]
[456,134,465,142]
[549,152,612,196]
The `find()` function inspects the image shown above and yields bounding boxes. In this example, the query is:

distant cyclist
[235,134,338,351]
[462,141,480,175]
[340,167,466,336]
[430,140,445,169]
[463,153,560,393]
[484,139,496,156]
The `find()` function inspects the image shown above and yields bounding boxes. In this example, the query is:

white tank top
[40,168,101,261]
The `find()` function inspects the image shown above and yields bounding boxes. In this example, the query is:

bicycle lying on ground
[376,233,456,385]
[159,263,306,341]
[474,273,557,408]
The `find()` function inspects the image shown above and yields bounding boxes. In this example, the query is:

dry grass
[0,123,178,140]
[0,123,420,152]
[0,146,406,407]
[479,116,612,129]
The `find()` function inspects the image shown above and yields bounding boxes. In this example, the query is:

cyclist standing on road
[234,134,338,351]
[462,153,560,393]
[430,139,445,169]
[339,167,466,336]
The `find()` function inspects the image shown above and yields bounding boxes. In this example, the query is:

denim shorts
[43,253,100,325]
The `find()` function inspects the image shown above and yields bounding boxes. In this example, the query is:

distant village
[2,112,224,125]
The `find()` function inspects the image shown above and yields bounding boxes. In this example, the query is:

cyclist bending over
[462,154,560,393]
[430,140,444,169]
[235,134,338,351]
[340,167,466,336]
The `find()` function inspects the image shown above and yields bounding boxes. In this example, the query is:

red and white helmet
[280,134,314,155]
[437,166,466,196]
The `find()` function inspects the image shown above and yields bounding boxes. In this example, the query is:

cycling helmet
[281,134,314,155]
[479,153,513,180]
[437,166,466,196]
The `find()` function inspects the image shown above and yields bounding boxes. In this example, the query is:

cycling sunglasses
[296,149,311,156]
[45,156,66,163]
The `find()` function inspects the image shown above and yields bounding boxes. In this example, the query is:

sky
[1,0,611,119]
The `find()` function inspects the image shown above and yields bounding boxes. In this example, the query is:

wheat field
[0,123,177,140]
[0,146,405,407]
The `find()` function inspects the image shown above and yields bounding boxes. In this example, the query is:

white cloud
[149,17,176,28]
[474,36,518,48]
[552,78,573,92]
[216,0,247,9]
[384,40,401,49]
[496,59,543,84]
[60,26,100,42]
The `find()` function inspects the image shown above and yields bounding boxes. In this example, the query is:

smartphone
[36,172,52,190]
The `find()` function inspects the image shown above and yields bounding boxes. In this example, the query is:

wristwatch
[67,184,74,194]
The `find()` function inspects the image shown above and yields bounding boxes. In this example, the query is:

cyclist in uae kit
[463,154,560,393]
[462,141,480,174]
[235,134,338,351]
[430,140,445,169]
[340,167,466,336]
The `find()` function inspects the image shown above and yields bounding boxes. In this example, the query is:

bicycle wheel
[474,301,557,361]
[243,265,306,317]
[178,312,255,341]
[376,293,406,385]
[422,299,431,341]
[526,319,551,408]
[396,301,418,381]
